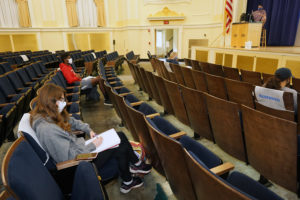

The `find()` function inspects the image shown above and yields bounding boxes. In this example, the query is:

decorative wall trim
[144,0,191,5]
[0,23,223,32]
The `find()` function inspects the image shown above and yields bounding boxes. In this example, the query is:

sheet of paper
[85,128,121,153]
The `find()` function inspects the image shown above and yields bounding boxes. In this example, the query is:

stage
[190,46,300,77]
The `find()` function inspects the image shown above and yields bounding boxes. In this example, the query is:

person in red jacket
[59,53,112,105]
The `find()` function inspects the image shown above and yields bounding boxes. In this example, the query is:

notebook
[85,128,121,153]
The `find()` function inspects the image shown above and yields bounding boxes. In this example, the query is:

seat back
[240,70,262,86]
[223,66,240,81]
[139,67,153,98]
[181,67,196,89]
[127,61,138,84]
[241,105,297,192]
[145,71,162,105]
[254,86,294,111]
[124,100,164,175]
[184,149,252,200]
[255,101,294,121]
[292,77,300,93]
[152,74,174,115]
[262,72,273,84]
[135,65,147,92]
[225,78,255,108]
[209,64,224,77]
[184,58,192,67]
[171,64,185,85]
[180,85,213,141]
[191,70,208,92]
[205,73,228,100]
[2,137,64,200]
[158,60,171,80]
[145,118,197,200]
[0,62,13,73]
[0,75,17,96]
[132,64,144,91]
[190,60,202,71]
[205,93,247,162]
[163,79,189,125]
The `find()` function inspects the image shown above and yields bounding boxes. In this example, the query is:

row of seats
[0,61,55,145]
[126,51,140,64]
[128,61,298,196]
[105,59,285,199]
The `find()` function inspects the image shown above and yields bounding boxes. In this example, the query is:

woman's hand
[90,131,96,138]
[92,136,103,147]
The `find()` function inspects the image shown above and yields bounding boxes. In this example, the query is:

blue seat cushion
[180,136,222,169]
[147,116,179,136]
[125,94,139,103]
[227,172,283,200]
[138,103,157,115]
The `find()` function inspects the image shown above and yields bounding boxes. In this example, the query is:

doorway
[155,29,178,58]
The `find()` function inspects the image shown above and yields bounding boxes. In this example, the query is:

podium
[231,23,263,48]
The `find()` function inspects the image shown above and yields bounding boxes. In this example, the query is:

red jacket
[59,63,81,84]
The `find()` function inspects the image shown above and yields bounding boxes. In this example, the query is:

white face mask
[68,58,73,64]
[57,100,66,113]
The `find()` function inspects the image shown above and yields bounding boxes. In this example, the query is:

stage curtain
[16,0,31,27]
[66,0,79,27]
[247,0,300,46]
[94,0,106,27]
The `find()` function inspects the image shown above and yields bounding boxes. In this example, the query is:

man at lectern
[252,4,267,27]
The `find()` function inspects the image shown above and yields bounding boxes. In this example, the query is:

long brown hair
[263,76,282,90]
[30,83,71,132]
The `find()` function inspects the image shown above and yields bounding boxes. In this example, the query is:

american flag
[225,0,233,34]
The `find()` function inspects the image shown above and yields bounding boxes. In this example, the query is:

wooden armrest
[169,131,187,139]
[107,77,116,80]
[17,87,25,91]
[110,81,117,84]
[119,92,134,97]
[66,93,75,97]
[56,159,80,170]
[210,162,234,176]
[25,81,34,85]
[0,115,3,120]
[105,65,114,68]
[0,103,14,107]
[146,113,160,119]
[130,101,144,106]
[32,77,39,81]
[113,86,125,90]
[106,74,113,77]
[7,94,17,98]
[66,86,76,89]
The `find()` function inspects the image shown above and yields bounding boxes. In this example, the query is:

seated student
[166,52,179,65]
[30,83,152,193]
[263,67,297,111]
[59,53,112,105]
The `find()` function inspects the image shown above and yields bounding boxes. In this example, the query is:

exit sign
[164,20,169,24]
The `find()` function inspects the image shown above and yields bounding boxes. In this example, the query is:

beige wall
[0,0,247,58]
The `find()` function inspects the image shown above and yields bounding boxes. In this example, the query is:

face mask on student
[68,58,73,64]
[258,7,263,10]
[57,100,66,113]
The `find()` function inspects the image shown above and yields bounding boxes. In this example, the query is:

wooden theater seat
[163,79,190,125]
[180,85,214,141]
[171,64,185,85]
[209,63,224,77]
[225,78,255,108]
[181,67,196,89]
[145,71,162,105]
[199,62,210,73]
[255,101,295,121]
[241,105,298,193]
[191,60,202,71]
[205,93,247,162]
[240,69,262,86]
[191,70,208,92]
[223,66,241,81]
[139,67,153,99]
[205,73,228,100]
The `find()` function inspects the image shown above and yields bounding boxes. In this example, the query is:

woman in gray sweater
[31,83,151,194]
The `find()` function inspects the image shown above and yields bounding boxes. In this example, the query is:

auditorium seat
[0,62,13,73]
[191,70,208,92]
[158,60,171,80]
[205,93,247,162]
[205,73,228,100]
[223,66,241,81]
[144,70,162,105]
[163,79,189,125]
[184,58,192,67]
[135,65,147,92]
[139,67,153,100]
[0,190,14,200]
[126,61,138,84]
[124,100,164,175]
[152,74,174,115]
[225,78,255,108]
[262,72,273,84]
[181,66,196,89]
[292,77,300,93]
[184,148,283,200]
[199,62,210,73]
[2,137,106,200]
[15,68,40,91]
[126,51,139,64]
[240,69,262,86]
[241,105,298,193]
[255,101,295,121]
[191,60,202,71]
[209,63,224,77]
[180,85,213,141]
[171,64,185,85]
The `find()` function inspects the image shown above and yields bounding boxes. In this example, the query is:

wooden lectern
[231,23,262,48]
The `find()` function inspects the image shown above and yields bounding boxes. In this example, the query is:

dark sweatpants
[93,131,139,182]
